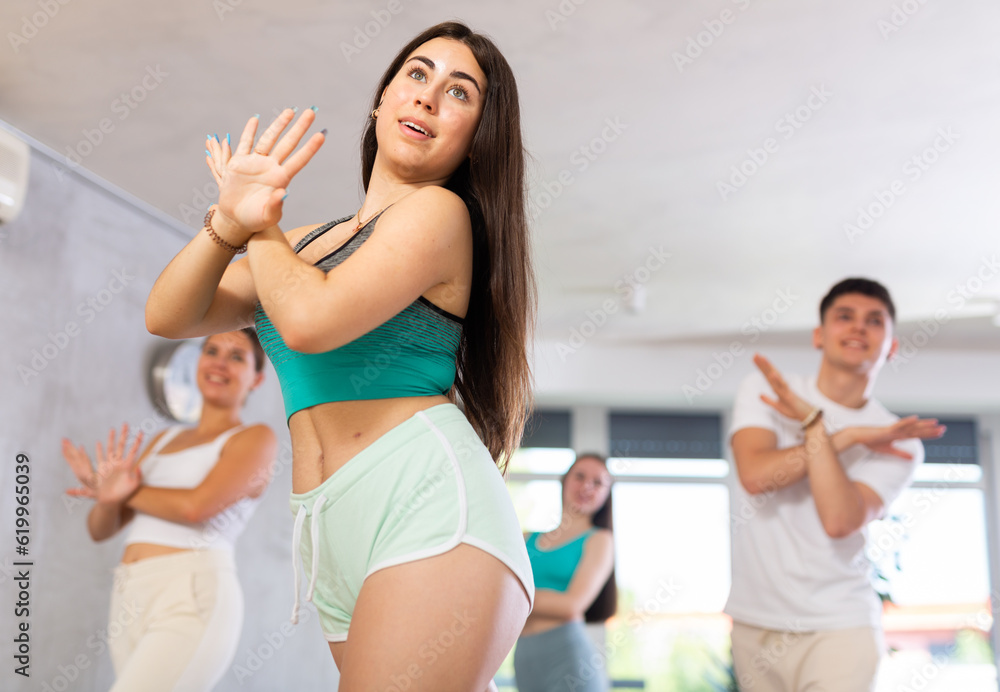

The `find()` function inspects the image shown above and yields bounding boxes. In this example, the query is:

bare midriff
[121,543,190,564]
[288,394,453,494]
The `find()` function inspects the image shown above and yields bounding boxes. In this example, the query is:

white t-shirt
[124,425,263,552]
[724,371,923,631]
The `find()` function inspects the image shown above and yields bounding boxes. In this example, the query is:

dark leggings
[514,622,608,692]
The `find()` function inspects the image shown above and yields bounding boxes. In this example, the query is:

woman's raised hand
[61,437,98,492]
[205,108,326,237]
[65,424,145,505]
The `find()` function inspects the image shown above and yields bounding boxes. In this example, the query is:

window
[603,480,732,690]
[872,418,995,691]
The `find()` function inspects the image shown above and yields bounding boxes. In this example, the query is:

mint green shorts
[287,403,534,642]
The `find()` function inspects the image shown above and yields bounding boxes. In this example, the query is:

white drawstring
[306,495,327,603]
[290,504,307,624]
[290,495,328,624]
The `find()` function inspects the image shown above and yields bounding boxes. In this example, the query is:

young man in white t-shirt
[725,278,946,692]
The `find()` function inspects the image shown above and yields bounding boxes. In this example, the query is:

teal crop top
[253,211,464,421]
[525,529,594,592]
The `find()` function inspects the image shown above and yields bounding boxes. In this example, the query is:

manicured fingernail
[309,105,318,113]
[207,134,213,141]
[252,113,260,119]
[281,193,288,201]
[290,106,298,114]
[213,133,220,142]
[205,149,211,157]
[320,128,328,136]
[226,133,231,146]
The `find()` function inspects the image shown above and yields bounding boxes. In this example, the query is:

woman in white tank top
[61,328,277,692]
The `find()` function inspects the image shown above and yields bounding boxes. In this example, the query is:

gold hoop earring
[371,108,379,119]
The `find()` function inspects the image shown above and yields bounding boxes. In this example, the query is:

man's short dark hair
[819,278,896,323]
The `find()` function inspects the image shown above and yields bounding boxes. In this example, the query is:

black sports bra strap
[294,216,352,254]
[295,205,396,261]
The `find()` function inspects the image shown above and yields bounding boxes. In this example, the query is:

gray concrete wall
[0,151,338,691]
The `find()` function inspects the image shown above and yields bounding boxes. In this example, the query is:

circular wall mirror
[149,339,203,423]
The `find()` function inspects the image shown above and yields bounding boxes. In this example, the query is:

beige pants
[730,621,883,692]
[108,550,243,692]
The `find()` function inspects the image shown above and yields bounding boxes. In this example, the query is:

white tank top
[123,425,263,552]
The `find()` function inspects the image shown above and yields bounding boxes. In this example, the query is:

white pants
[108,550,243,692]
[731,621,883,692]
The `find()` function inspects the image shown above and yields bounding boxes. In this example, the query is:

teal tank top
[526,529,594,592]
[253,211,463,421]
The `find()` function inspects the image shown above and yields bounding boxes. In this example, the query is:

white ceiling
[2,0,999,349]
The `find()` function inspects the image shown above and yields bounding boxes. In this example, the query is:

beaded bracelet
[204,209,247,254]
[800,407,823,430]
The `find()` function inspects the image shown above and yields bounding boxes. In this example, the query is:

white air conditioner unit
[0,127,30,225]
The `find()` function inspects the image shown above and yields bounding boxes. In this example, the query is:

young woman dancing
[62,328,277,692]
[144,21,535,691]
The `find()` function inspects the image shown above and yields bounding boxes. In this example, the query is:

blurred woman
[515,453,617,692]
[62,328,277,692]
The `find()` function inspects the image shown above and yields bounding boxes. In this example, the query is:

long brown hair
[361,22,535,469]
[563,453,618,623]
